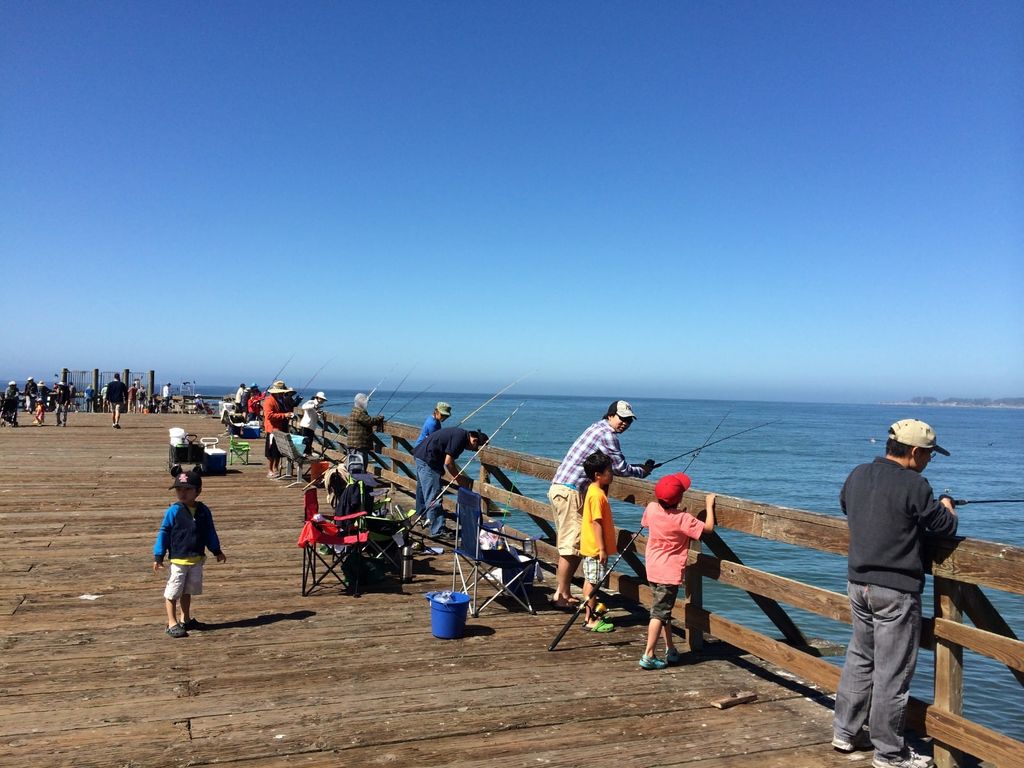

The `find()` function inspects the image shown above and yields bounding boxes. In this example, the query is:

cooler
[242,424,261,439]
[203,448,228,476]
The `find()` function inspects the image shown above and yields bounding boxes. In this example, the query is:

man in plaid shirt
[547,400,654,608]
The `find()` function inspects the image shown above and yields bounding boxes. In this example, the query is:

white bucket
[169,427,187,446]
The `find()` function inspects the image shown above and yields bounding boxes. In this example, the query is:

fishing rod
[421,401,527,524]
[549,412,731,651]
[948,498,1024,506]
[547,525,647,651]
[458,371,534,426]
[386,384,434,421]
[375,366,416,416]
[298,356,337,395]
[268,354,295,387]
[368,364,398,400]
[653,419,781,469]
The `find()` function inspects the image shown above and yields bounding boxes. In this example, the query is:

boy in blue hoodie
[153,468,227,638]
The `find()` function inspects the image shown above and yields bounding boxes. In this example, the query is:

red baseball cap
[654,473,691,507]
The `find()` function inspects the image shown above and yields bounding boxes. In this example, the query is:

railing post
[933,576,964,768]
[683,539,704,653]
[479,464,491,514]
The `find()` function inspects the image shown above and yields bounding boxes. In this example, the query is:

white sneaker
[832,731,872,752]
[872,749,933,768]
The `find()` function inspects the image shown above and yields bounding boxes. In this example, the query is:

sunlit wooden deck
[1,413,868,767]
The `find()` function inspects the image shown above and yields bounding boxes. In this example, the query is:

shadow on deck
[1,414,871,767]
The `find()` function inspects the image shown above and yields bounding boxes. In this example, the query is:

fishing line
[375,365,416,416]
[269,353,295,387]
[458,371,534,426]
[368,364,398,400]
[387,384,434,421]
[298,356,337,395]
[680,410,731,474]
[654,419,781,469]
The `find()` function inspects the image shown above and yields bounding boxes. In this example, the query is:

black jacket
[841,457,958,593]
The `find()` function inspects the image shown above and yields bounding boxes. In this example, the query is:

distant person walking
[832,419,958,768]
[127,380,138,413]
[161,382,173,413]
[105,374,128,428]
[22,377,37,412]
[54,380,72,427]
[84,384,95,412]
[547,400,653,609]
[414,401,452,447]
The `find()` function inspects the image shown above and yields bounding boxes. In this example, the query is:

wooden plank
[695,553,851,623]
[699,531,809,647]
[710,691,758,709]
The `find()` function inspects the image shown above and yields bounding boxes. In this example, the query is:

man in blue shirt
[413,426,486,538]
[414,401,452,447]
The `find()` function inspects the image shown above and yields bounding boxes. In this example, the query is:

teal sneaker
[665,647,681,664]
[639,654,668,670]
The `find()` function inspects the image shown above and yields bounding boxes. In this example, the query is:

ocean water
[210,386,1024,740]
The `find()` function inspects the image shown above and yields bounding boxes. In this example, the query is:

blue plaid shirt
[552,419,644,487]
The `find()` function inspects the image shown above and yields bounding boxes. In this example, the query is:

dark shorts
[650,582,680,622]
[265,433,281,460]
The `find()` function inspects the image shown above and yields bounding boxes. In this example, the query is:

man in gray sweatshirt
[832,419,958,768]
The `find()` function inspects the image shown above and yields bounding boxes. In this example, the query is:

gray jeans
[834,581,921,761]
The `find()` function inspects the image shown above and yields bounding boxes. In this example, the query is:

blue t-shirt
[413,427,469,473]
[414,415,442,447]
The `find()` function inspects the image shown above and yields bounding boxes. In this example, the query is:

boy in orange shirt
[579,450,616,632]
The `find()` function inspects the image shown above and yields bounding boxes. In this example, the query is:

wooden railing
[312,413,1024,768]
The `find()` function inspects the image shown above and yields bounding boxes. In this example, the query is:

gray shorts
[649,582,680,621]
[582,556,609,586]
[163,561,205,600]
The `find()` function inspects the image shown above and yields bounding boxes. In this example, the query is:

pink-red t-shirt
[641,501,705,585]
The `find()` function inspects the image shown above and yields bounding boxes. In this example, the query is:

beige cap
[436,401,452,417]
[268,380,294,394]
[614,400,636,419]
[889,419,949,456]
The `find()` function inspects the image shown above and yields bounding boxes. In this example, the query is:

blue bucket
[425,591,470,639]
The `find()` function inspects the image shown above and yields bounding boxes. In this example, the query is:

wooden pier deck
[1,414,868,767]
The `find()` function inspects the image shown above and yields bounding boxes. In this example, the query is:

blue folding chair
[452,488,538,617]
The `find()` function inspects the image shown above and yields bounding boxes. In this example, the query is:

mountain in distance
[896,396,1024,408]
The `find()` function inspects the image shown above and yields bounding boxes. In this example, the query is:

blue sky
[2,2,1021,402]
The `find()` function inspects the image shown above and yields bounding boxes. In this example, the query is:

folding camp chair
[273,430,309,487]
[452,488,538,617]
[228,436,250,465]
[297,487,370,596]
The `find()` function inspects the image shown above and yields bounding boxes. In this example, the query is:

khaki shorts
[547,484,583,557]
[163,560,205,600]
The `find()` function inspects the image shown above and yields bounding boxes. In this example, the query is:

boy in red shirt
[639,473,716,669]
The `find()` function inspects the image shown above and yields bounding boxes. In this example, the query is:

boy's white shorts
[163,561,205,600]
